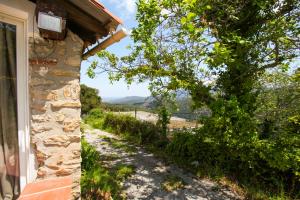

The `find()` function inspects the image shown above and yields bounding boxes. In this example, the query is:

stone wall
[29,30,83,198]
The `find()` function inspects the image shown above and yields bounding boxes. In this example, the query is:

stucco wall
[29,31,83,198]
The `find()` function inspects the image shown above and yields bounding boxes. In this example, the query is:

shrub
[102,113,161,144]
[81,139,100,171]
[84,108,104,129]
[88,108,104,119]
[166,130,221,168]
[166,126,300,198]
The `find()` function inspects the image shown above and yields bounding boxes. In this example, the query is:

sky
[80,0,151,98]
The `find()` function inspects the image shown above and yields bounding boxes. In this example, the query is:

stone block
[63,84,80,100]
[37,168,47,178]
[51,101,81,109]
[64,55,82,67]
[58,48,66,56]
[48,69,80,78]
[44,135,70,147]
[68,135,81,143]
[30,104,47,112]
[46,163,60,170]
[56,168,72,176]
[63,159,81,166]
[36,150,47,165]
[69,31,84,45]
[30,78,55,86]
[63,119,81,132]
[56,155,64,165]
[55,113,65,123]
[31,124,53,134]
[32,114,51,123]
[31,90,58,101]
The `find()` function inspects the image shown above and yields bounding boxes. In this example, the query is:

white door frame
[0,4,34,191]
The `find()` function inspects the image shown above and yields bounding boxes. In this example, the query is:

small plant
[157,106,171,139]
[98,135,114,142]
[84,108,105,129]
[114,164,135,181]
[101,153,120,161]
[81,138,122,199]
[81,138,137,200]
[110,140,137,153]
[80,122,86,133]
[161,175,186,192]
[81,165,120,200]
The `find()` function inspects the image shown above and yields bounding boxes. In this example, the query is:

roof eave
[89,0,123,25]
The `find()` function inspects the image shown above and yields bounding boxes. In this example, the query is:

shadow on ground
[84,128,242,200]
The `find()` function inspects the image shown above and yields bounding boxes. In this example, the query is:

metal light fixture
[38,12,63,33]
[36,0,67,40]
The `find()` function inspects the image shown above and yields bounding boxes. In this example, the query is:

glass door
[0,21,20,199]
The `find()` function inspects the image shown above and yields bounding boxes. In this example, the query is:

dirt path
[84,128,242,200]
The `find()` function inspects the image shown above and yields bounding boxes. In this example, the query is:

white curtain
[0,22,20,200]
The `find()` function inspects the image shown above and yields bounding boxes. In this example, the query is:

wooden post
[135,108,137,119]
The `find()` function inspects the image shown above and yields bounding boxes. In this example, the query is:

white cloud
[122,0,136,14]
[104,0,136,20]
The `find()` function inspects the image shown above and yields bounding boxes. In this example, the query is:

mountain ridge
[103,96,149,105]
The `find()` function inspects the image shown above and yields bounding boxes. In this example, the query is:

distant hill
[102,97,121,102]
[103,96,148,105]
[102,93,210,120]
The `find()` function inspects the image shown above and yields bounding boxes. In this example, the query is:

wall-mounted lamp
[38,12,63,33]
[36,0,67,40]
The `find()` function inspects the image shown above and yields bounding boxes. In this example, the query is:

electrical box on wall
[36,0,67,40]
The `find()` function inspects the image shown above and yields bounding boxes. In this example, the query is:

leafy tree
[87,0,300,196]
[256,69,300,139]
[90,0,299,110]
[88,0,299,147]
[80,84,102,115]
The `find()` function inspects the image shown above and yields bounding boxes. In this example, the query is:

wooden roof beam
[58,0,108,36]
[83,28,129,60]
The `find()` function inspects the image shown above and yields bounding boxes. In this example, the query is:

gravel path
[84,128,242,200]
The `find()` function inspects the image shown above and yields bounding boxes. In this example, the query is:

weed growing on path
[161,175,186,192]
[81,138,135,200]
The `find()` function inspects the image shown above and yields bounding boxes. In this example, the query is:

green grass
[98,135,113,141]
[98,135,137,154]
[81,138,135,200]
[100,153,120,161]
[81,165,120,200]
[111,141,137,153]
[114,164,136,181]
[84,115,104,130]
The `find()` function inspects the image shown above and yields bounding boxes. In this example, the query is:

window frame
[0,4,34,191]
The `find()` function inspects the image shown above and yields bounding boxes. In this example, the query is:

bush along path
[83,127,242,200]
